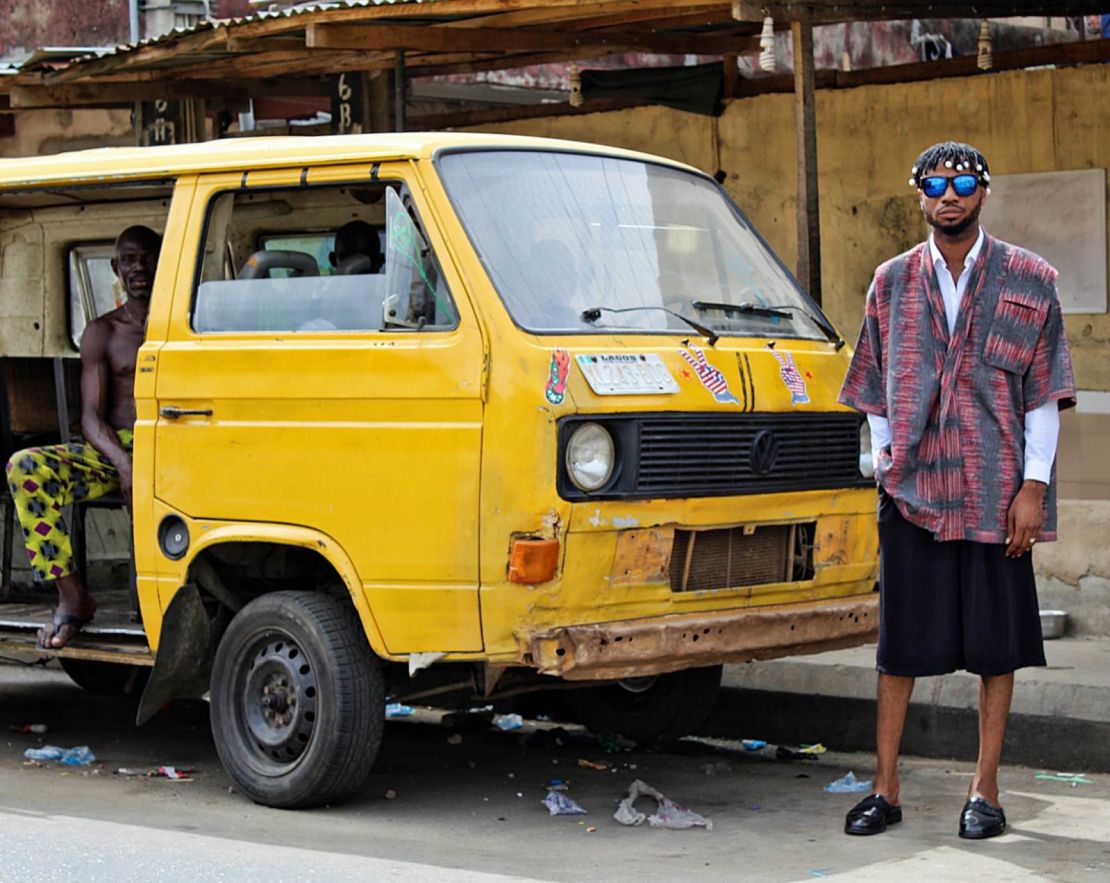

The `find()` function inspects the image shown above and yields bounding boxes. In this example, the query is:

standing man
[5,225,161,649]
[838,142,1075,839]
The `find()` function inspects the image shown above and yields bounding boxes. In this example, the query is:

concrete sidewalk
[705,637,1110,773]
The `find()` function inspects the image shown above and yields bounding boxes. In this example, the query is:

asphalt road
[0,664,1106,882]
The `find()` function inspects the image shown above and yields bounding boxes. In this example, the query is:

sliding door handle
[159,406,213,419]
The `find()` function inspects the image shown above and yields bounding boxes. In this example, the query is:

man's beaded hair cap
[908,140,991,192]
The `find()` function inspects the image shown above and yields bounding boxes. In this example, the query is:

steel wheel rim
[234,631,319,774]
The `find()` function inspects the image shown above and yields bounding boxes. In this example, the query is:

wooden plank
[792,16,821,303]
[729,38,1110,99]
[438,0,729,30]
[43,25,231,84]
[229,0,723,40]
[225,36,306,54]
[737,0,1108,24]
[305,22,756,55]
[723,53,738,99]
[8,78,332,109]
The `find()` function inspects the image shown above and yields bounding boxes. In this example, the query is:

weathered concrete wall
[1034,500,1110,636]
[0,108,134,159]
[464,64,1110,390]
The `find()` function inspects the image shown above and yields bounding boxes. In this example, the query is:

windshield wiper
[691,301,845,351]
[693,300,791,319]
[581,305,719,346]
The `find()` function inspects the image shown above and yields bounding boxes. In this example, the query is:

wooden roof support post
[394,49,406,133]
[791,14,821,304]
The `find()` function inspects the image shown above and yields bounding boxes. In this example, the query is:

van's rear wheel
[566,665,722,744]
[210,591,382,809]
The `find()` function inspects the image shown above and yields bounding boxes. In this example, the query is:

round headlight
[859,421,875,479]
[566,422,616,492]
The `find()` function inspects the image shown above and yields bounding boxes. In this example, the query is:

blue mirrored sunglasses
[921,174,979,198]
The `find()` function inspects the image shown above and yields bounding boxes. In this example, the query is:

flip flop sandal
[39,610,94,649]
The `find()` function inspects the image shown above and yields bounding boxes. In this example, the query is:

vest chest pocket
[982,292,1048,375]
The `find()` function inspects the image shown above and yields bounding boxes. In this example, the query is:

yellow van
[0,133,878,808]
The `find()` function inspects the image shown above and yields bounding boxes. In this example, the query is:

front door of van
[152,163,485,653]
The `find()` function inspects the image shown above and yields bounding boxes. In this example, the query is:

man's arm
[79,319,134,502]
[1005,402,1060,557]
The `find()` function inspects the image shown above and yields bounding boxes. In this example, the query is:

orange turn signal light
[508,538,560,585]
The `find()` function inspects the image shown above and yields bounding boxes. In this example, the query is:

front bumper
[530,594,877,680]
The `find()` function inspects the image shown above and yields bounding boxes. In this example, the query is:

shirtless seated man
[5,225,161,649]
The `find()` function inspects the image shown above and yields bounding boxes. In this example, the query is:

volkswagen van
[0,133,878,808]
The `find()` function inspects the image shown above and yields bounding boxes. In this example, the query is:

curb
[701,647,1110,773]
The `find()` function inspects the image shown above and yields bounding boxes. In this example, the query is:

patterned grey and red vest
[839,233,1076,543]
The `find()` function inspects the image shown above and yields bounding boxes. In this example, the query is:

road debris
[384,789,398,800]
[577,758,611,771]
[543,790,588,816]
[599,734,637,754]
[824,771,872,793]
[1035,772,1094,785]
[116,766,193,780]
[8,724,48,734]
[800,743,827,755]
[613,779,713,830]
[23,745,95,765]
[741,739,767,751]
[446,734,463,745]
[494,714,523,731]
[384,703,414,719]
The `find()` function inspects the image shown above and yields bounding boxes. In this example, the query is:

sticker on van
[680,346,740,405]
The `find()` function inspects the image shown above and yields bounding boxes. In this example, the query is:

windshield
[437,150,828,340]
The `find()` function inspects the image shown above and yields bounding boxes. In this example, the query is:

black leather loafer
[959,797,1006,839]
[844,794,903,835]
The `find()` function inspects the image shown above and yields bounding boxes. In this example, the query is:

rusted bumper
[530,595,878,680]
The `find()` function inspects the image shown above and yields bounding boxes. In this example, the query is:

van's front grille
[669,522,816,593]
[635,414,861,497]
[557,412,867,501]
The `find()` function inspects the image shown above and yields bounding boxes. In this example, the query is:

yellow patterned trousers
[5,430,131,583]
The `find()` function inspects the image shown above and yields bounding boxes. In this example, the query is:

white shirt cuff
[1024,401,1060,483]
[1024,458,1053,485]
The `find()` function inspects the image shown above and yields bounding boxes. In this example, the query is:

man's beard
[925,201,981,237]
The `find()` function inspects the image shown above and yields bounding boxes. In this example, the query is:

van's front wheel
[210,591,382,809]
[566,665,722,745]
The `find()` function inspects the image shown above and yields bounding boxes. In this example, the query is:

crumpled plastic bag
[613,779,713,830]
[824,771,872,793]
[543,790,588,816]
[24,745,95,766]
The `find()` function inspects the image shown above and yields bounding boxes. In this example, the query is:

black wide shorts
[876,488,1046,677]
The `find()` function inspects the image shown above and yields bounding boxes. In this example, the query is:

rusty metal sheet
[530,594,878,680]
[608,527,674,587]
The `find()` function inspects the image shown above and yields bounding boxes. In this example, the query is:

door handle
[160,406,213,419]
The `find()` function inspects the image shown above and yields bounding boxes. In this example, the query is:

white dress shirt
[867,228,1059,483]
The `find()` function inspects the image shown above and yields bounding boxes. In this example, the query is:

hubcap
[240,636,318,765]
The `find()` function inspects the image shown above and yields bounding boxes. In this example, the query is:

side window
[68,242,123,348]
[192,181,457,334]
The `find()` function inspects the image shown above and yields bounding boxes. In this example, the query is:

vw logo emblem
[750,430,779,476]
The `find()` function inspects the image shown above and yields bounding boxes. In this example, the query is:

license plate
[576,353,679,396]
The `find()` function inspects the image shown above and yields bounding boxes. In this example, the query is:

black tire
[209,591,383,809]
[566,665,723,744]
[59,658,150,697]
